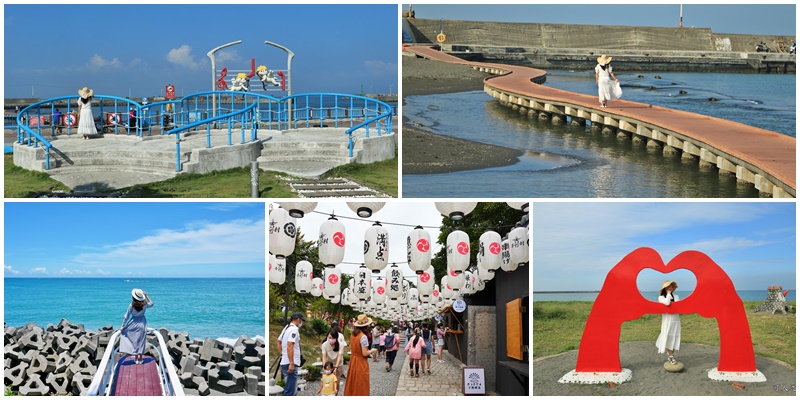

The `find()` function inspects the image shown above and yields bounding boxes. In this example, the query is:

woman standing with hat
[120,288,154,365]
[656,280,681,365]
[344,314,377,396]
[76,87,97,139]
[594,55,620,108]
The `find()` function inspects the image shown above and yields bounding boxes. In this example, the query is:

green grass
[322,157,398,197]
[533,301,796,366]
[269,322,355,367]
[5,154,397,198]
[4,155,71,197]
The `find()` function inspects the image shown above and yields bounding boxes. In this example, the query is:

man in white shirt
[277,312,305,396]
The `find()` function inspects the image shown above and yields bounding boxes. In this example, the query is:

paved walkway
[395,349,464,396]
[406,45,796,194]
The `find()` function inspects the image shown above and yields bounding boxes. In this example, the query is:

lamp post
[208,40,242,119]
[264,41,295,127]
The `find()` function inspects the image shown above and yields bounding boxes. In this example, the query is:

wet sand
[534,342,795,396]
[402,55,523,174]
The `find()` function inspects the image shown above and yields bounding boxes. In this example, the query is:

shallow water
[404,92,762,198]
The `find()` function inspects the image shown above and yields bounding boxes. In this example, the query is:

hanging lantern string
[310,209,521,232]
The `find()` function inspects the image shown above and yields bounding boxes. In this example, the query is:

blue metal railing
[14,91,394,171]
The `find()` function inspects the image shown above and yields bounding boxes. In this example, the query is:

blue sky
[4,202,265,278]
[405,4,795,36]
[4,4,398,99]
[533,202,796,292]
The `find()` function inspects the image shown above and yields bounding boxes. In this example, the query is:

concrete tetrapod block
[46,372,71,395]
[208,362,244,393]
[69,351,97,376]
[27,351,55,375]
[71,371,94,396]
[19,330,46,351]
[245,366,264,396]
[180,353,200,376]
[180,372,197,387]
[5,326,17,339]
[18,372,49,396]
[192,376,211,396]
[4,343,24,363]
[75,335,98,357]
[54,353,73,373]
[4,361,29,388]
[54,332,78,353]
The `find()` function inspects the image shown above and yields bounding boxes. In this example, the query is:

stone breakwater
[3,319,266,396]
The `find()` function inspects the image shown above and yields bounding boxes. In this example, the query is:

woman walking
[320,329,343,393]
[378,327,386,359]
[656,280,682,364]
[404,328,427,378]
[344,315,377,396]
[420,323,434,374]
[384,326,400,372]
[120,288,153,364]
[436,323,446,363]
[594,54,620,108]
[76,87,97,139]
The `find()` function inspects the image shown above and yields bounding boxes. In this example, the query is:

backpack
[384,333,395,349]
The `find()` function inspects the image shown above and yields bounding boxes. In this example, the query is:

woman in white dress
[594,54,620,108]
[656,280,681,364]
[77,87,97,139]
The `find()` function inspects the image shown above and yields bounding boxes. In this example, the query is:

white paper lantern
[417,266,435,300]
[446,230,470,274]
[435,202,478,221]
[269,207,296,258]
[353,265,372,301]
[478,231,502,272]
[500,238,517,272]
[509,226,529,267]
[407,226,432,275]
[323,266,341,300]
[372,277,387,304]
[330,294,340,304]
[341,288,352,306]
[441,276,453,299]
[269,254,286,285]
[386,298,399,310]
[276,202,318,218]
[318,216,345,268]
[399,280,409,305]
[408,288,420,308]
[347,202,385,218]
[386,263,403,300]
[506,202,529,213]
[364,222,389,273]
[311,277,323,297]
[462,270,475,295]
[478,261,495,282]
[295,260,313,293]
[475,275,486,292]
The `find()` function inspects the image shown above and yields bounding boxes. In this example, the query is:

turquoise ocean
[534,290,796,302]
[3,278,265,342]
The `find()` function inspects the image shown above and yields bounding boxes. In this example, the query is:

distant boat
[124,280,131,282]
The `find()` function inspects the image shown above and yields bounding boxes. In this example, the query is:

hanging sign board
[462,366,486,395]
[453,299,467,313]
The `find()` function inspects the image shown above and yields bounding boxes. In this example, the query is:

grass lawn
[4,154,397,198]
[322,157,398,197]
[533,301,796,367]
[269,321,355,368]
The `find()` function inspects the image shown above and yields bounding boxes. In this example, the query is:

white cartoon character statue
[229,73,250,92]
[256,65,279,90]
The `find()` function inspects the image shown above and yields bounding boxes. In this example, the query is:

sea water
[533,290,797,302]
[3,278,265,341]
[403,71,795,198]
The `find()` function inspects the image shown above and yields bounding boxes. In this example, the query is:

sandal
[415,373,419,378]
[668,355,677,365]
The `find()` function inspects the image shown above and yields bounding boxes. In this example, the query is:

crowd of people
[277,314,451,396]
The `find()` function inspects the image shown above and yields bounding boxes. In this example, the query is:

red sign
[417,239,430,252]
[457,242,469,255]
[433,289,439,297]
[377,286,385,295]
[420,272,430,283]
[333,232,345,247]
[328,274,339,285]
[489,242,501,255]
[165,85,176,100]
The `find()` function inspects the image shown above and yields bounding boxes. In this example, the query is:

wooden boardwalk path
[111,355,162,396]
[405,45,796,197]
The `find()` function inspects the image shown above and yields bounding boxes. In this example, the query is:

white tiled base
[558,368,633,384]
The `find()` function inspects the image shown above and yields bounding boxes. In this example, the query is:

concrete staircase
[257,129,361,178]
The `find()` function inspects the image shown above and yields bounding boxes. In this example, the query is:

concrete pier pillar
[538,111,550,121]
[511,104,519,111]
[527,109,537,118]
[663,146,680,155]
[616,131,631,140]
[570,117,586,126]
[632,135,644,144]
[551,114,566,124]
[646,139,662,150]
[681,152,698,161]
[601,126,616,135]
[589,123,601,131]
[699,160,716,169]
[518,106,527,115]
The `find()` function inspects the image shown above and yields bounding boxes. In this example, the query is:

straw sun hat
[131,288,145,301]
[354,314,373,327]
[78,87,94,99]
[596,54,613,65]
[661,280,677,290]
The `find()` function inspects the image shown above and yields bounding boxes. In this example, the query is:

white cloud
[73,219,265,268]
[167,45,202,69]
[59,268,72,275]
[30,267,47,274]
[88,54,123,70]
[363,60,397,75]
[96,269,110,276]
[216,49,240,64]
[4,265,19,275]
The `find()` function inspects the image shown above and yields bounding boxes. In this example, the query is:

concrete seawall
[407,19,796,72]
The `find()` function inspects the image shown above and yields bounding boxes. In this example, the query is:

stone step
[259,148,352,158]
[300,190,378,197]
[289,178,350,185]
[291,183,362,191]
[48,165,179,179]
[261,141,354,150]
[259,159,352,179]
[45,150,180,160]
[46,157,181,171]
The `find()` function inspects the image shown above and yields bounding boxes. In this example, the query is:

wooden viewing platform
[110,355,162,396]
[405,45,796,198]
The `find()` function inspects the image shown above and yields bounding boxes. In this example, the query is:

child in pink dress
[404,328,427,377]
